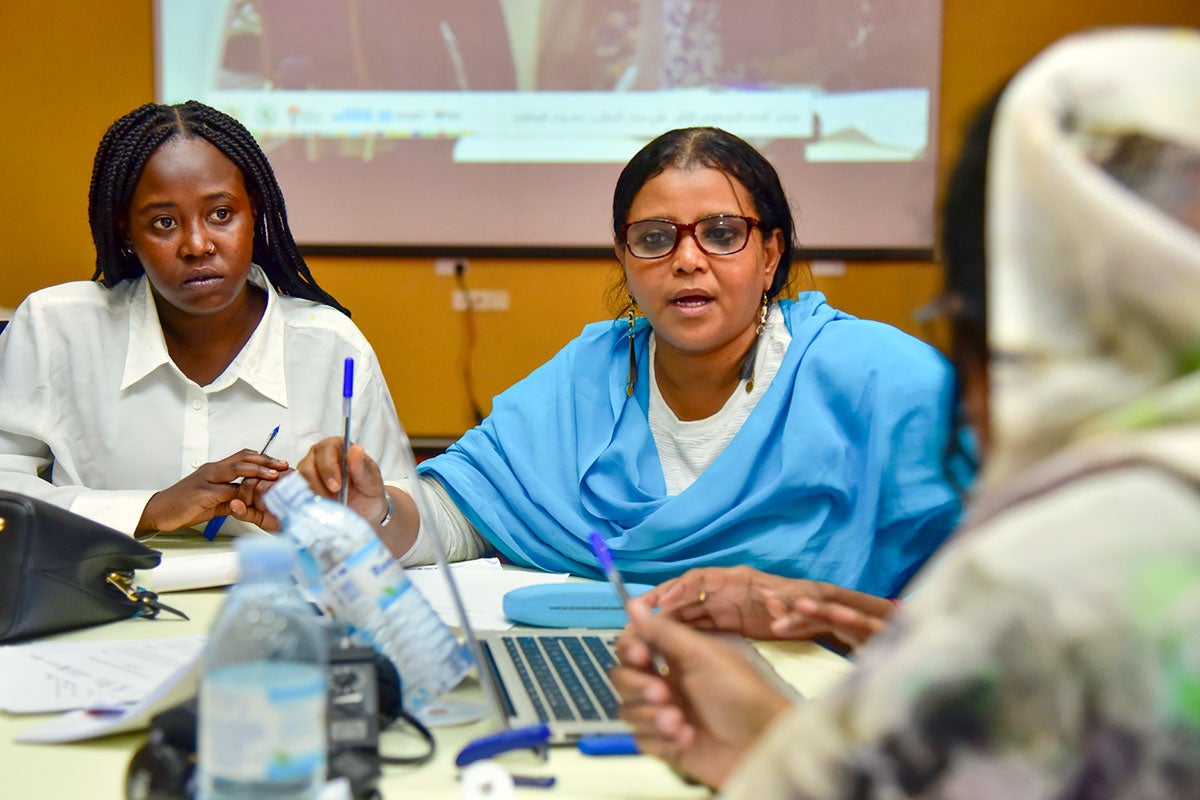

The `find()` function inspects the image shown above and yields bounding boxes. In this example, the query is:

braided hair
[88,101,349,315]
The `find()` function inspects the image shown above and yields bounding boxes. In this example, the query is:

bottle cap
[263,470,314,519]
[236,536,296,582]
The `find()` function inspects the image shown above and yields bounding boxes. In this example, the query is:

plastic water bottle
[264,470,473,712]
[196,537,328,800]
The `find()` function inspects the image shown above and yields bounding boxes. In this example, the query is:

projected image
[157,0,942,251]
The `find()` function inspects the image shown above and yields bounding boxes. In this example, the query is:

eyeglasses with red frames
[620,214,763,259]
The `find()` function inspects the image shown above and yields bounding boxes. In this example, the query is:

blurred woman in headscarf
[611,27,1200,797]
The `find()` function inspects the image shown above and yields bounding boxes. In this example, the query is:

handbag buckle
[105,570,190,621]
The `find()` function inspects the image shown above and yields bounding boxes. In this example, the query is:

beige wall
[3,3,1198,438]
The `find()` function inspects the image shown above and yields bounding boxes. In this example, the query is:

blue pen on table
[577,732,640,756]
[338,357,354,505]
[202,424,281,541]
[457,770,556,790]
[588,530,669,677]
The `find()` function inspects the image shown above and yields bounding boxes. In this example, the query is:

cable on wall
[454,262,487,426]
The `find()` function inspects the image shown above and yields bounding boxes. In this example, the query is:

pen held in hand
[338,357,354,505]
[588,530,669,677]
[202,424,281,541]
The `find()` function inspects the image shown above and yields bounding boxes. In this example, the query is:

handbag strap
[105,571,190,621]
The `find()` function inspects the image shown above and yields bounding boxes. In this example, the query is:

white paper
[13,649,203,743]
[136,551,241,592]
[406,558,569,631]
[0,635,205,714]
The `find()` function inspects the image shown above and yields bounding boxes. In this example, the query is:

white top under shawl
[650,303,791,495]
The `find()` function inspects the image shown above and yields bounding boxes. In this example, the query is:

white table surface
[0,576,853,799]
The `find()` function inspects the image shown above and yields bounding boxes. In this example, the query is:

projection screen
[155,0,943,255]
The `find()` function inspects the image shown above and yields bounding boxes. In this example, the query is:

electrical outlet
[452,289,510,312]
[810,260,846,277]
[434,257,468,276]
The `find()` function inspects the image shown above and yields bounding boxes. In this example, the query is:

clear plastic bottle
[264,470,473,712]
[196,537,328,800]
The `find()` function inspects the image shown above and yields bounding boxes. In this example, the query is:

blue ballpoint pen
[588,531,669,676]
[338,358,354,505]
[202,425,280,541]
[578,733,640,756]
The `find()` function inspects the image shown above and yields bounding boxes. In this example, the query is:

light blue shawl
[419,293,964,596]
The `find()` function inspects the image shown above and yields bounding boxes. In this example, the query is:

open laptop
[472,623,804,743]
[423,529,800,745]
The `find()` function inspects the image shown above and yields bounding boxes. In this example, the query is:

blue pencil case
[502,582,653,629]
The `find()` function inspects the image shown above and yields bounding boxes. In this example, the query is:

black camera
[126,638,400,800]
[328,641,386,751]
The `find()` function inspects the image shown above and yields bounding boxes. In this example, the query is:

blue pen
[457,770,556,790]
[338,358,354,505]
[588,531,669,676]
[203,425,280,540]
[578,733,640,756]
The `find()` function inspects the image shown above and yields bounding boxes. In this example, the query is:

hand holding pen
[589,531,669,676]
[610,599,794,790]
[339,357,354,505]
[202,425,280,540]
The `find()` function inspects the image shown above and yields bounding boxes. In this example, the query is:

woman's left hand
[632,566,828,639]
[765,593,890,650]
[136,450,288,533]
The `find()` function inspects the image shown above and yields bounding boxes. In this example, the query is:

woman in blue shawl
[297,127,967,598]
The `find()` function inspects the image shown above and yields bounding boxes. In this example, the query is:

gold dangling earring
[742,293,769,393]
[626,300,638,396]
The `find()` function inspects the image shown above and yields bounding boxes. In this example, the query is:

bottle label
[321,537,413,622]
[198,661,326,784]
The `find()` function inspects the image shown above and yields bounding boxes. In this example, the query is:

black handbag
[0,490,186,643]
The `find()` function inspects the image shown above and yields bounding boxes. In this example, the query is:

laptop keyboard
[502,634,621,723]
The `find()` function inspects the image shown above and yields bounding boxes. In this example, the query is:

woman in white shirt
[0,101,409,537]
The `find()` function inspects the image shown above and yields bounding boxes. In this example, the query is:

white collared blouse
[0,266,409,536]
